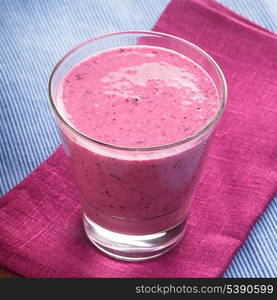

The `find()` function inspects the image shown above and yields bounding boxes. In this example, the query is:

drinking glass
[49,31,227,261]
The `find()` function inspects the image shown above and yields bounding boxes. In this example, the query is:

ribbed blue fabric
[0,0,276,278]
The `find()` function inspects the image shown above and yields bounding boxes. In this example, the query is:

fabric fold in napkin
[0,0,277,277]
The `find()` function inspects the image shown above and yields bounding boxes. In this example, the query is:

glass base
[83,214,187,261]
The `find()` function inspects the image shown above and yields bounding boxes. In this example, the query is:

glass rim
[48,30,227,152]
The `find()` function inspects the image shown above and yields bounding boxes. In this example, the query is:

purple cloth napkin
[0,0,276,277]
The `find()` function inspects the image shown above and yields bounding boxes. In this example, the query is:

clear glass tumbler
[49,31,227,261]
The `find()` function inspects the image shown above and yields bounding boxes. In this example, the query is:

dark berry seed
[109,173,121,181]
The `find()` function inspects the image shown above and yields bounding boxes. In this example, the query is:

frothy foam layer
[59,46,219,147]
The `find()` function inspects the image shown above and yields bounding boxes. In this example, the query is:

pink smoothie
[58,46,219,235]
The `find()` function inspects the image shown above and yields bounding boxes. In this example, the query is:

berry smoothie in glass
[49,31,227,261]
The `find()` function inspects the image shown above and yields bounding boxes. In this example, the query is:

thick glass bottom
[83,214,187,261]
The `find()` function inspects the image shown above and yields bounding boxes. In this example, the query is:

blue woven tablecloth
[0,0,276,277]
